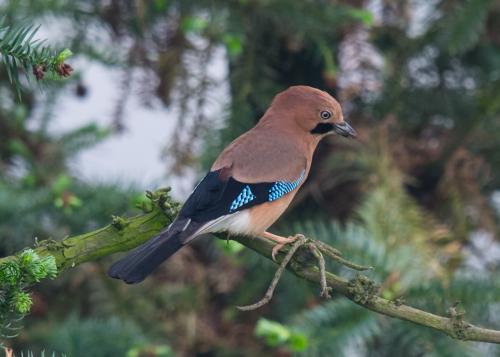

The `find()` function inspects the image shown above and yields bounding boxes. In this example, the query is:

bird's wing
[178,166,306,225]
[108,166,307,283]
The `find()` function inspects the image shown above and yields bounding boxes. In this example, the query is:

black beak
[333,121,357,138]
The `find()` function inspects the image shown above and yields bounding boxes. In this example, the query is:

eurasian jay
[109,85,356,284]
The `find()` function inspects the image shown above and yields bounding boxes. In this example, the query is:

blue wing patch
[268,170,305,202]
[229,185,256,212]
[178,168,306,223]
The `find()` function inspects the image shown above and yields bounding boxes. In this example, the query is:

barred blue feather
[268,170,305,201]
[230,185,256,212]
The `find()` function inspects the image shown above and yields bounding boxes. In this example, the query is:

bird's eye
[320,111,332,120]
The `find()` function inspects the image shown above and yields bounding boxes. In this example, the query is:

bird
[108,85,356,284]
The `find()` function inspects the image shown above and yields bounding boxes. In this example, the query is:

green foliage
[43,316,149,357]
[439,0,492,55]
[17,250,57,283]
[16,351,66,357]
[181,16,209,34]
[215,239,245,255]
[0,249,57,342]
[0,180,137,253]
[0,19,73,96]
[294,299,379,356]
[255,318,308,352]
[57,124,110,158]
[126,344,173,357]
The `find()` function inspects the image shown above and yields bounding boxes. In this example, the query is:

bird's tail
[108,227,184,284]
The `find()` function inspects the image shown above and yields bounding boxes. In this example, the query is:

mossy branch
[1,190,500,344]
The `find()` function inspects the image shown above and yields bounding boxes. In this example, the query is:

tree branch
[1,197,500,344]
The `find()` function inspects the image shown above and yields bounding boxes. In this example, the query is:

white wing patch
[184,210,252,243]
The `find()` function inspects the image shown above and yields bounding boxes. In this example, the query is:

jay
[109,85,356,284]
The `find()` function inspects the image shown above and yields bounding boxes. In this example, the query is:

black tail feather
[108,228,183,284]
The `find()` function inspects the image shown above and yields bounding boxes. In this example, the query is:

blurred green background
[1,0,500,356]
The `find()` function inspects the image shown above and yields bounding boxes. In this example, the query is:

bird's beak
[333,121,357,138]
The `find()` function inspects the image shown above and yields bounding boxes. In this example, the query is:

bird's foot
[260,231,305,261]
[271,234,303,261]
[237,233,373,311]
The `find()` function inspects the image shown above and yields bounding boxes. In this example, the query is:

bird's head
[267,86,357,139]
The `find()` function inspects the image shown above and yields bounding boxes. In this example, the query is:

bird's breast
[246,192,296,234]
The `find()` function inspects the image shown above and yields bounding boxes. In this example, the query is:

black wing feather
[178,169,273,222]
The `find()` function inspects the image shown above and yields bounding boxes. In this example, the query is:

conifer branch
[0,20,73,96]
[1,190,500,344]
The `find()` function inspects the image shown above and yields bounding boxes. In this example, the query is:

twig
[314,239,343,256]
[308,243,332,298]
[236,235,307,311]
[314,239,372,271]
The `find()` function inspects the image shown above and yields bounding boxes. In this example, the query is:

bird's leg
[261,231,301,261]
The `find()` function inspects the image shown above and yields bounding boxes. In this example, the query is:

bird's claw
[321,286,333,299]
[271,234,302,261]
[271,244,283,261]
